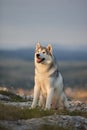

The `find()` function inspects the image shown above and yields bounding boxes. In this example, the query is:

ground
[0,96,87,130]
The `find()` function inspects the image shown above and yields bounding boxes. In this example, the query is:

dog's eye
[43,51,45,54]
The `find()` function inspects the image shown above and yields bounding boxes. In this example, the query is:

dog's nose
[36,54,40,58]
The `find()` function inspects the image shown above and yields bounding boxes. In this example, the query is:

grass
[0,103,87,121]
[0,124,12,130]
[0,103,54,120]
[38,125,72,130]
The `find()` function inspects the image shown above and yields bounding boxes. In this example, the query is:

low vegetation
[0,103,87,121]
[38,125,72,130]
[0,103,53,120]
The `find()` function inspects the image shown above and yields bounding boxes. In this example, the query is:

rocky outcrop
[0,99,87,130]
[1,101,32,107]
[69,100,87,112]
[0,115,87,130]
[0,94,10,101]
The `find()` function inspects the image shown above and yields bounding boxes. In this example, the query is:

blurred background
[0,0,87,101]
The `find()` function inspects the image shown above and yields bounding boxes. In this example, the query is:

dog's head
[35,42,53,64]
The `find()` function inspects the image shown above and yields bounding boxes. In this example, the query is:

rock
[69,100,87,112]
[2,101,32,108]
[0,115,87,130]
[0,99,87,130]
[0,94,10,101]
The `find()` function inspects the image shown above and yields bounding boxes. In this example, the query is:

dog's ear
[36,42,41,50]
[47,44,52,54]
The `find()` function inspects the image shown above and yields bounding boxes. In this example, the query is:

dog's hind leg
[60,92,69,109]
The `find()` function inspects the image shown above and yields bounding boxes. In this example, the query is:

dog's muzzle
[36,54,45,63]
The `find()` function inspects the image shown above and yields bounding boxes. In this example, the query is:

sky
[0,0,87,50]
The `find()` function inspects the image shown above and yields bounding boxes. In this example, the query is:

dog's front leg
[31,85,40,108]
[45,88,54,109]
[39,94,46,108]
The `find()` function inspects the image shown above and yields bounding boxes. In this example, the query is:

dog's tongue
[37,58,42,63]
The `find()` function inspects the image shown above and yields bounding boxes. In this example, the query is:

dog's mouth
[37,58,45,63]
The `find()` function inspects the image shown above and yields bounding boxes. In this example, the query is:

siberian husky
[31,42,69,109]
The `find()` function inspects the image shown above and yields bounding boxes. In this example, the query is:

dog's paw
[30,104,36,109]
[45,106,51,110]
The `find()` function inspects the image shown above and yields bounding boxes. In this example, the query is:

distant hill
[0,47,87,61]
[0,48,34,61]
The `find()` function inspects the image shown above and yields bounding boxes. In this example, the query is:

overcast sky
[0,0,87,49]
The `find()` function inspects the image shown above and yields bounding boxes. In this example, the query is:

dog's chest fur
[35,62,58,95]
[35,64,51,85]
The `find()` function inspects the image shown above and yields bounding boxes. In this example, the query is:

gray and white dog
[31,42,69,109]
